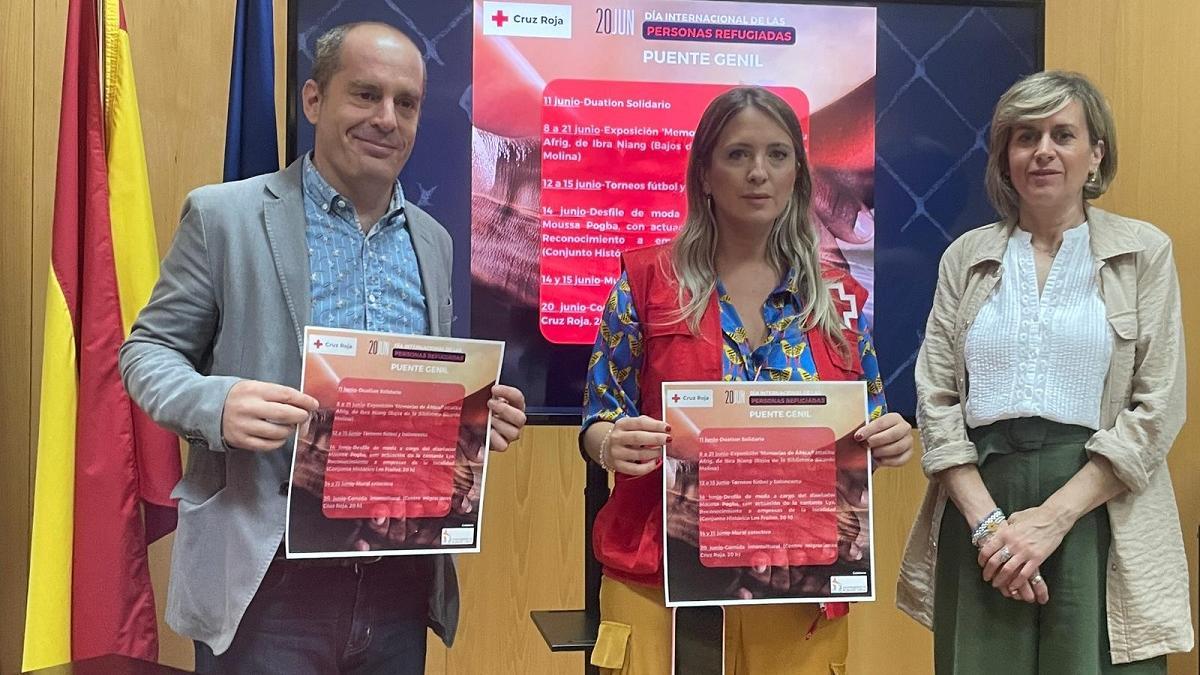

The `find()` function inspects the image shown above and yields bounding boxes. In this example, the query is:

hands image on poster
[662,381,872,606]
[286,327,504,557]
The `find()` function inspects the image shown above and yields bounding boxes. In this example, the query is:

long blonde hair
[670,86,845,346]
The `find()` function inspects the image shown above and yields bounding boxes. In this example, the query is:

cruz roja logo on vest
[482,1,572,39]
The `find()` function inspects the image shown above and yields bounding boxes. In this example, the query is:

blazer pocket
[640,316,694,362]
[1106,309,1138,403]
[171,445,227,506]
[437,297,453,336]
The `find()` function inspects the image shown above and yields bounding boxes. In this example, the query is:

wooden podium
[530,461,608,675]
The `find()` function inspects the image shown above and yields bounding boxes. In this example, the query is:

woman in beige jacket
[897,71,1192,673]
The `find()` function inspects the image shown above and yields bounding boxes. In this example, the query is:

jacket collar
[965,203,1145,269]
[264,156,304,201]
[1086,205,1145,260]
[262,158,309,346]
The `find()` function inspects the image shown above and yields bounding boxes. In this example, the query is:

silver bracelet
[971,508,1006,548]
[598,424,616,472]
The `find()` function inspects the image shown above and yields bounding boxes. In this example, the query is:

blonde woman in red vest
[579,86,914,674]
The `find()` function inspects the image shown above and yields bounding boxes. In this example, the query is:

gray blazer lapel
[407,206,444,332]
[263,159,311,347]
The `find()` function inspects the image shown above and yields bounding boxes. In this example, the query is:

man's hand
[291,408,334,497]
[837,502,869,562]
[451,460,481,515]
[734,564,831,599]
[665,461,700,548]
[221,380,318,451]
[356,511,409,551]
[488,384,527,452]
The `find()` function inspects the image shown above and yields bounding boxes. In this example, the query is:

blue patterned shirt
[302,155,428,334]
[583,270,887,427]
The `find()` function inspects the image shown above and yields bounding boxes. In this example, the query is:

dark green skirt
[933,417,1166,675]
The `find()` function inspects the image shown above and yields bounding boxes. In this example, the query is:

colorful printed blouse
[582,269,888,427]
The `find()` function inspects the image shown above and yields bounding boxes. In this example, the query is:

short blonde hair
[985,70,1118,224]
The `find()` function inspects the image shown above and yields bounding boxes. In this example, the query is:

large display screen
[289,0,1043,419]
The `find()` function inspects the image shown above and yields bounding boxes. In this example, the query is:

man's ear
[302,79,322,125]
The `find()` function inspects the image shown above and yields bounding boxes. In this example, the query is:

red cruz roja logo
[482,2,572,38]
[491,9,564,28]
[307,334,357,356]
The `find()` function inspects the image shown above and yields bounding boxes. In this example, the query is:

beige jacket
[896,206,1194,663]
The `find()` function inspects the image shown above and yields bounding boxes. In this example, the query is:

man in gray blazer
[119,22,527,674]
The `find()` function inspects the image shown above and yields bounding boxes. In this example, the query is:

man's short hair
[309,22,424,93]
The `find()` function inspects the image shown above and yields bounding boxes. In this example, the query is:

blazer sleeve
[119,190,241,452]
[915,240,980,476]
[1084,238,1187,493]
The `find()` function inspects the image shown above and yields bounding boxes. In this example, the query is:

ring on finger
[1030,574,1044,586]
[998,547,1013,563]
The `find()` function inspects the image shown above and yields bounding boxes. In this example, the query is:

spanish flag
[23,0,181,669]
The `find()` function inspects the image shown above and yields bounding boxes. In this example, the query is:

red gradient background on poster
[696,426,837,568]
[538,80,809,343]
[322,378,465,520]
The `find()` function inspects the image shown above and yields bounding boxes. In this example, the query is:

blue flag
[223,0,277,181]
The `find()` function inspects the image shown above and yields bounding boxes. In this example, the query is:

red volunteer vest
[593,244,866,618]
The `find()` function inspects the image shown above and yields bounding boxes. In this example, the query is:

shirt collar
[781,267,803,301]
[1011,220,1090,248]
[301,153,406,224]
[715,269,797,307]
[968,203,1144,269]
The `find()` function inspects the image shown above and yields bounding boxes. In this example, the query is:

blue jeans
[194,556,433,674]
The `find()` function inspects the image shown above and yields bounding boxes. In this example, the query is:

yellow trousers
[592,577,848,675]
